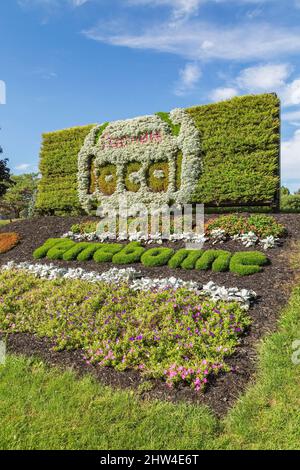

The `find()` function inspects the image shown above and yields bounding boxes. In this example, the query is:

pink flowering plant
[0,269,250,391]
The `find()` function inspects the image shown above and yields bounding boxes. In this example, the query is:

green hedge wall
[186,93,280,206]
[36,125,94,215]
[36,93,280,215]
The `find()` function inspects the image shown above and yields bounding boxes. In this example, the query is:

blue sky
[0,0,300,192]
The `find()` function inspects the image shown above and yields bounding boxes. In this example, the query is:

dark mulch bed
[0,214,300,417]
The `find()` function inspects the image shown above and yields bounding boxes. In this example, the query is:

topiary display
[33,238,62,259]
[62,242,91,261]
[196,250,232,272]
[47,240,76,260]
[112,242,146,264]
[32,239,270,275]
[77,243,101,261]
[125,162,142,192]
[0,232,21,254]
[229,251,268,275]
[93,243,123,263]
[168,249,204,270]
[141,247,174,267]
[36,94,280,215]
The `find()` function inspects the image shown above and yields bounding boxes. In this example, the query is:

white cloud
[174,63,202,96]
[282,79,300,106]
[14,164,31,171]
[84,19,300,63]
[210,87,239,101]
[0,80,6,105]
[127,0,203,19]
[236,63,291,92]
[281,130,300,183]
[282,109,300,122]
[18,0,89,8]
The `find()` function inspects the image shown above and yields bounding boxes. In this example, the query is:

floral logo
[77,108,201,213]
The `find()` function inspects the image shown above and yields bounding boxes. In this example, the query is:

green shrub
[77,243,101,261]
[63,242,91,261]
[35,125,94,215]
[93,244,123,263]
[112,242,146,264]
[181,250,204,270]
[141,247,174,267]
[196,250,231,272]
[33,238,63,259]
[32,239,270,276]
[71,221,97,234]
[47,240,76,260]
[229,251,268,276]
[280,194,300,213]
[188,93,280,206]
[168,249,189,269]
[169,249,204,270]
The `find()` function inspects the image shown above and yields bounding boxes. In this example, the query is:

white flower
[260,235,279,250]
[1,262,256,308]
[153,169,165,179]
[77,109,202,213]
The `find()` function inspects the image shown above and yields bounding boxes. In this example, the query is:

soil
[0,213,300,417]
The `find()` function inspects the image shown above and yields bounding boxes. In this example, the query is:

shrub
[0,232,20,254]
[77,243,101,261]
[280,194,300,212]
[71,221,97,234]
[169,249,204,270]
[196,250,231,272]
[47,240,76,260]
[32,239,270,276]
[63,242,91,261]
[93,244,123,263]
[33,238,62,259]
[230,251,268,276]
[141,247,174,267]
[112,242,146,264]
[35,125,94,215]
[168,249,189,269]
[188,94,280,206]
[0,269,251,390]
[181,250,204,270]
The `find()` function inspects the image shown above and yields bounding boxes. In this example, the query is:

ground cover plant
[0,232,20,254]
[33,239,269,275]
[1,272,300,450]
[0,269,251,391]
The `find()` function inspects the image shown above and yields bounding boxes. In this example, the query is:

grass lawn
[0,278,300,450]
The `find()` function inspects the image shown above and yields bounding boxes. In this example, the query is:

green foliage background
[36,94,280,215]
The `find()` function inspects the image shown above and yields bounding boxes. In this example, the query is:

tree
[0,132,11,197]
[0,173,39,219]
[280,186,290,196]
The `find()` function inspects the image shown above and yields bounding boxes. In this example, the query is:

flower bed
[65,214,286,250]
[33,239,269,275]
[0,268,251,391]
